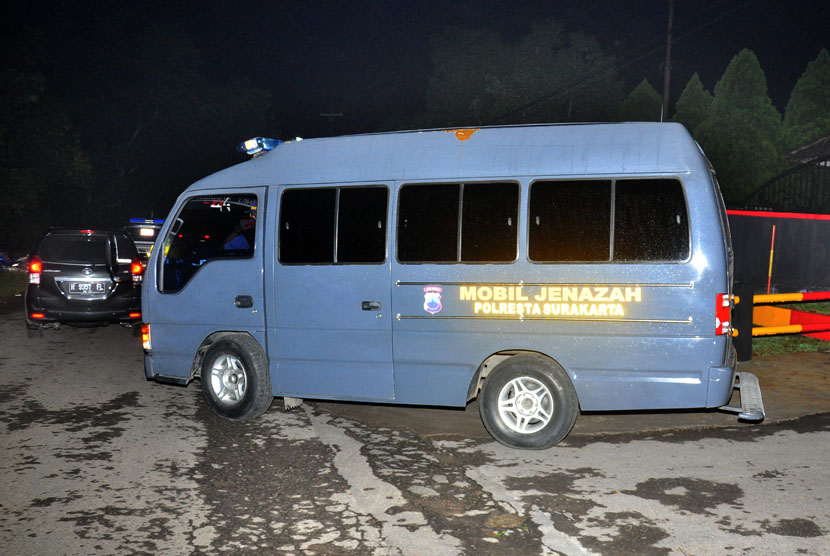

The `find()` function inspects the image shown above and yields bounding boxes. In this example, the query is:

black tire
[200,335,273,421]
[479,354,579,449]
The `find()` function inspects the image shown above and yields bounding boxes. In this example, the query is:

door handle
[362,301,381,311]
[235,295,254,308]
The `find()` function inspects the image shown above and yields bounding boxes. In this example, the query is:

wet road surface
[0,308,827,555]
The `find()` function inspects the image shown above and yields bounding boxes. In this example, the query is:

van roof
[191,122,705,189]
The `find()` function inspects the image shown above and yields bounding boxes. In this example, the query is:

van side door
[150,189,267,379]
[272,184,394,400]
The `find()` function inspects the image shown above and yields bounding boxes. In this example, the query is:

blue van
[141,123,763,449]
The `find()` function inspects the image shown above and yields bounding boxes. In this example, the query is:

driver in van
[223,206,256,251]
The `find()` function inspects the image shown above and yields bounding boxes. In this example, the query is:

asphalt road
[0,305,827,555]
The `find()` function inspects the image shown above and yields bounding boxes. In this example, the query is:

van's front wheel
[479,355,578,449]
[201,335,273,421]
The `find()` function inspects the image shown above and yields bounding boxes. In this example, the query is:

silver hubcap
[208,354,247,406]
[497,376,554,434]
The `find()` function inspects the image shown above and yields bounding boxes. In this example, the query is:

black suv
[25,228,144,335]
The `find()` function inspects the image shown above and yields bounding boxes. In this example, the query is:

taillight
[131,258,144,284]
[715,293,732,335]
[141,324,151,350]
[29,256,42,284]
[30,312,45,319]
[129,312,141,319]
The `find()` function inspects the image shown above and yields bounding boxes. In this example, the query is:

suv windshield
[38,233,139,264]
[39,236,110,263]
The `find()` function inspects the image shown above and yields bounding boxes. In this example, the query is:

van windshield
[160,194,258,293]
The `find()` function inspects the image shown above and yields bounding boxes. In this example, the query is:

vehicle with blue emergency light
[124,218,164,263]
[140,123,764,449]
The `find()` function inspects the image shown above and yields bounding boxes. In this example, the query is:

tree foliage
[0,10,274,253]
[619,79,662,122]
[671,73,713,134]
[420,18,624,127]
[695,49,785,203]
[53,20,275,224]
[0,34,94,251]
[783,48,830,150]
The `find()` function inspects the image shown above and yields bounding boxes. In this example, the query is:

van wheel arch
[191,331,266,381]
[467,351,575,402]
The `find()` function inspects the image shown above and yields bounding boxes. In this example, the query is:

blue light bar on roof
[130,218,165,224]
[237,137,282,156]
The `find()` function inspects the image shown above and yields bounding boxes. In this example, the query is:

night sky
[7,0,825,138]
[181,0,828,136]
[0,0,826,249]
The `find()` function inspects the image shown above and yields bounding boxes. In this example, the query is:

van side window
[161,194,257,293]
[279,186,388,264]
[397,182,518,263]
[529,178,689,263]
[337,187,388,263]
[279,188,336,263]
[529,180,612,261]
[614,179,689,261]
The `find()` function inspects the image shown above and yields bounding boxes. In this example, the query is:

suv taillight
[131,258,144,284]
[28,256,43,284]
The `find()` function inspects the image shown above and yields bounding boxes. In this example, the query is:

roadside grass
[752,301,830,357]
[0,271,26,301]
[752,335,828,357]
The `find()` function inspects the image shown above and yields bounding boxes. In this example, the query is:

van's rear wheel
[201,335,273,421]
[479,354,578,449]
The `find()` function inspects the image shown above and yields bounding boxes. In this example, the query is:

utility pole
[661,0,674,122]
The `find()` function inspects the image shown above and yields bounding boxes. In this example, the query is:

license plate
[69,282,107,294]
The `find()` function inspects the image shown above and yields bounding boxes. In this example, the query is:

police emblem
[423,286,443,314]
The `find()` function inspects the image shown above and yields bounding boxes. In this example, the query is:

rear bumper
[26,291,140,325]
[26,307,141,325]
[707,345,738,407]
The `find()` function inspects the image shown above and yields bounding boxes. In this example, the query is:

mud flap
[720,372,765,421]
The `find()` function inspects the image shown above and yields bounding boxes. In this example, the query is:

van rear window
[397,182,518,263]
[613,179,689,261]
[529,178,689,263]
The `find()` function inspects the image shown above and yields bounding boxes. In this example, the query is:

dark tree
[671,73,713,134]
[419,18,623,127]
[695,49,785,203]
[783,48,830,150]
[0,31,94,252]
[619,79,662,122]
